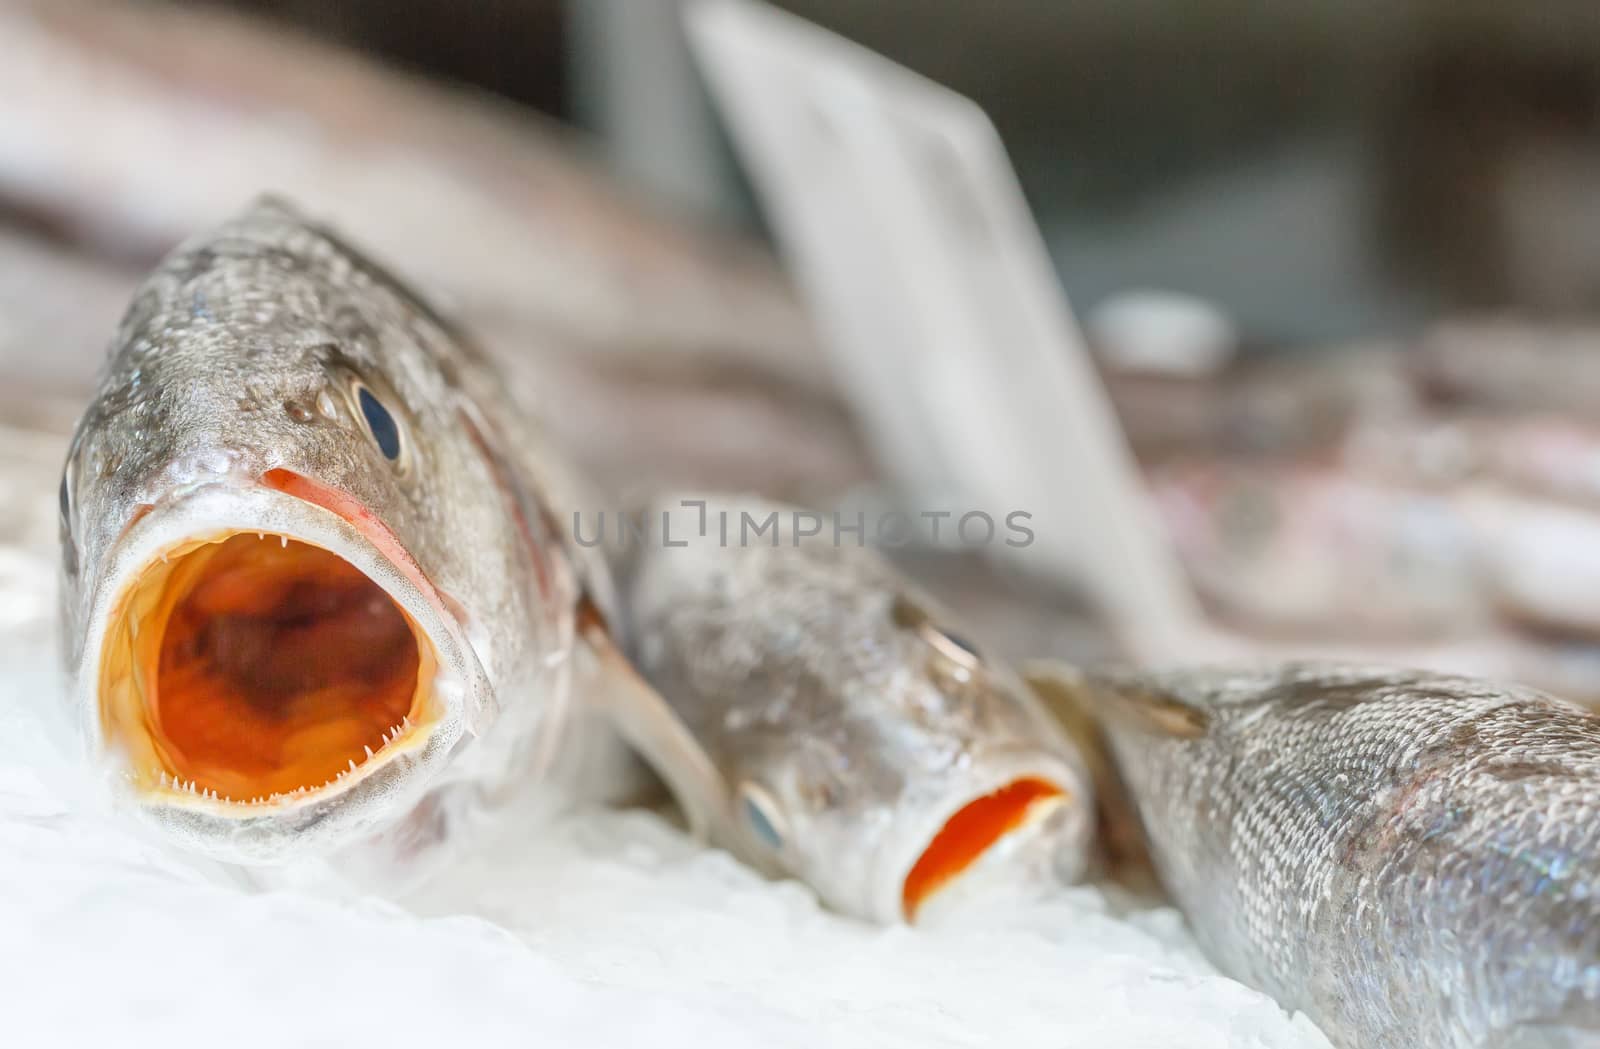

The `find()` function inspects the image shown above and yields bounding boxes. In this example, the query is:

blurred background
[5,0,1600,698]
[218,0,1600,337]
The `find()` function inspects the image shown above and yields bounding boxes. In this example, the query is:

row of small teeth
[157,715,413,806]
[153,532,288,569]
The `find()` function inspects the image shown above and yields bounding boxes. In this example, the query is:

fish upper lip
[98,473,462,646]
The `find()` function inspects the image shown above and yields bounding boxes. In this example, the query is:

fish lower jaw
[95,525,447,817]
[139,711,430,815]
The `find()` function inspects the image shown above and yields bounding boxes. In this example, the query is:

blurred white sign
[687,0,1209,662]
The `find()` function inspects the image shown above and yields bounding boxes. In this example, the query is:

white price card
[686,0,1210,662]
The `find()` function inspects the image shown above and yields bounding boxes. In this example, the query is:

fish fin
[578,600,729,841]
[1021,661,1162,893]
[1021,661,1101,747]
[1025,661,1209,740]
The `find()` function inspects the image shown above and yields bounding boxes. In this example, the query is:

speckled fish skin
[625,496,1094,924]
[1079,662,1600,1049]
[60,197,613,863]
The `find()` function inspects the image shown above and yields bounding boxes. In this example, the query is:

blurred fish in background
[5,0,1600,711]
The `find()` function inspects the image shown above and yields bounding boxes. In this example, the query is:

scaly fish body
[1035,662,1600,1048]
[624,496,1094,923]
[59,198,617,865]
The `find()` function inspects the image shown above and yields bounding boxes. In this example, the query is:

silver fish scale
[1092,663,1600,1049]
[634,539,987,797]
[628,503,1094,921]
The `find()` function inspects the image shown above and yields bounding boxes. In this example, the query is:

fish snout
[865,750,1093,924]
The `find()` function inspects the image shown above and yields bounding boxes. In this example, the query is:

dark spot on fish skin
[284,401,315,424]
[286,804,337,833]
[1335,702,1591,873]
[175,247,218,285]
[96,448,123,479]
[1338,765,1454,873]
[319,344,358,374]
[435,354,463,392]
[1481,758,1575,783]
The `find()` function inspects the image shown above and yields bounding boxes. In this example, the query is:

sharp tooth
[348,759,357,773]
[364,745,374,759]
[280,535,288,548]
[258,532,265,541]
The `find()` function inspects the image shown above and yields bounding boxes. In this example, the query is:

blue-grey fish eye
[355,384,403,462]
[738,782,787,852]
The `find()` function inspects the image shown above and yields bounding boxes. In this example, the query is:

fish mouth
[898,776,1071,922]
[88,474,475,829]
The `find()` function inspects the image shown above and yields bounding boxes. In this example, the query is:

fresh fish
[1459,490,1600,639]
[1152,454,1600,642]
[1029,661,1600,1049]
[1344,413,1600,512]
[623,496,1094,923]
[1148,460,1488,638]
[1101,346,1416,463]
[0,217,873,515]
[57,197,704,867]
[0,0,827,391]
[1417,319,1600,419]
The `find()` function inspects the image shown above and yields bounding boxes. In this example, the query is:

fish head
[59,199,559,860]
[629,505,1094,923]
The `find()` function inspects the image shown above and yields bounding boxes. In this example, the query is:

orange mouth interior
[901,777,1064,920]
[100,533,435,805]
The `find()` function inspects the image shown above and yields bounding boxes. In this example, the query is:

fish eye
[352,382,405,464]
[737,782,788,854]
